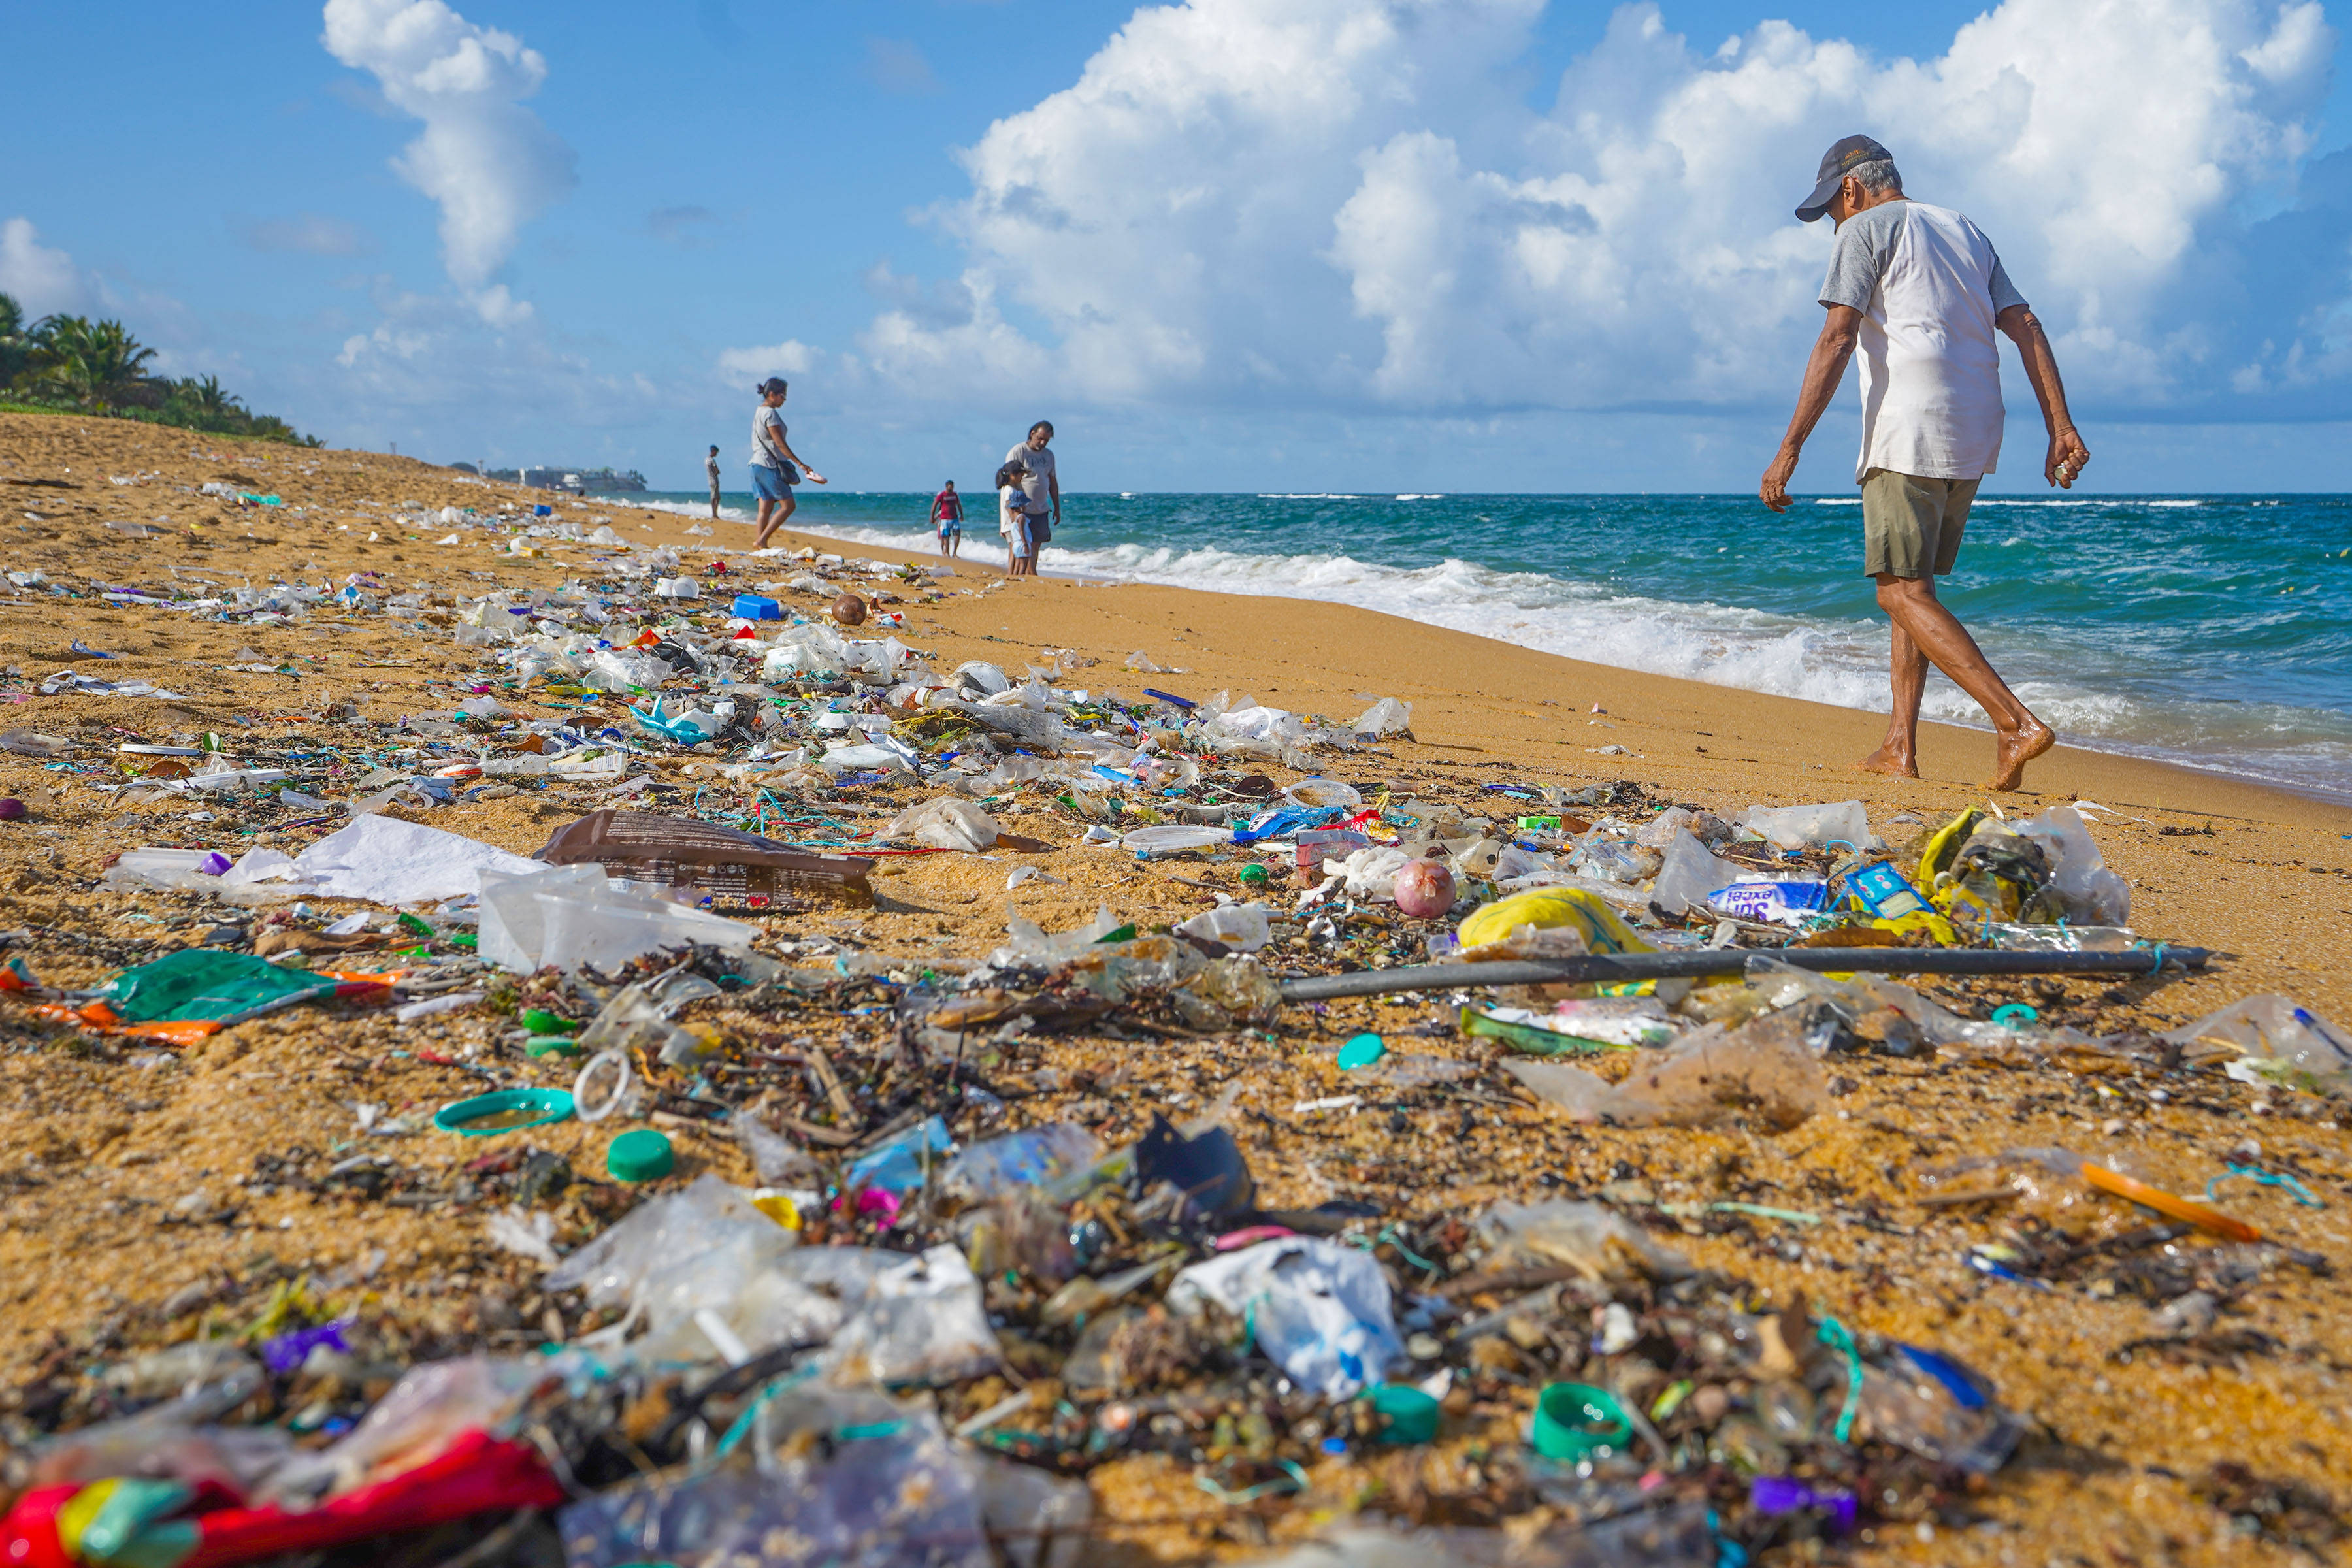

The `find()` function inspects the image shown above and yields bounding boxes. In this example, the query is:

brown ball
[831,593,868,627]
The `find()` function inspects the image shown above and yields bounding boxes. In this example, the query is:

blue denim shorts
[750,465,792,502]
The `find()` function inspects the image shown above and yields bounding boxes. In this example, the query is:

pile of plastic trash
[5,523,2348,1565]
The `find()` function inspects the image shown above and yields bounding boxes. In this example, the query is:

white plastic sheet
[478,862,756,974]
[1168,1237,1403,1398]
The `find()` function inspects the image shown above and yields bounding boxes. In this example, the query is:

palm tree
[0,293,27,391]
[29,316,156,409]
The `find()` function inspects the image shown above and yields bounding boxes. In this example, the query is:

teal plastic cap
[607,1128,674,1183]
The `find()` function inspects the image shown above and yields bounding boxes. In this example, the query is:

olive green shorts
[1860,468,1978,578]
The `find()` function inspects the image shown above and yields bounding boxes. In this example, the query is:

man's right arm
[1759,305,1863,513]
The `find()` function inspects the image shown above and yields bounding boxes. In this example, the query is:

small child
[1000,483,1030,575]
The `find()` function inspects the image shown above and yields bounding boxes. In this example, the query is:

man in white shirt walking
[1759,136,2087,792]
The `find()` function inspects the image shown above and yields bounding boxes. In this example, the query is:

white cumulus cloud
[864,0,2341,420]
[0,218,93,318]
[321,0,576,307]
[715,340,819,384]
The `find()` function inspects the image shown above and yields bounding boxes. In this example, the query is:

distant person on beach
[705,444,721,519]
[1002,421,1058,578]
[747,377,826,550]
[931,480,963,560]
[1759,135,2087,792]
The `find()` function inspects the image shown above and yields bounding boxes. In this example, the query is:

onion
[832,593,868,626]
[1393,857,1456,919]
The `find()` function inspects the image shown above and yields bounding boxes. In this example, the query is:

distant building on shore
[473,465,650,495]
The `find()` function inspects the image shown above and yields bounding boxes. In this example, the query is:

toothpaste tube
[1707,880,1830,926]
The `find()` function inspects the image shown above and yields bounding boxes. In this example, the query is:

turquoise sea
[641,489,2352,804]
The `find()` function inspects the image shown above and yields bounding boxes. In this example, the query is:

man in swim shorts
[1759,135,2087,792]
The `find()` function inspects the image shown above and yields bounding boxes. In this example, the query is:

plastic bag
[1168,1237,1403,1398]
[557,1388,1006,1568]
[1741,799,1872,851]
[985,906,1124,969]
[1646,829,1746,916]
[2016,804,2131,924]
[1456,887,1652,955]
[1122,824,1235,854]
[1475,1199,1693,1281]
[478,863,757,975]
[1175,902,1271,953]
[881,797,1002,852]
[289,814,542,904]
[2163,994,2352,1096]
[1349,696,1412,737]
[1505,1013,1826,1131]
[939,1123,1103,1204]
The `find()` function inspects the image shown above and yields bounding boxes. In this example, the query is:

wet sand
[2,410,2351,1565]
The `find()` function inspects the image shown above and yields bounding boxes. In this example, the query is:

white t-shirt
[999,486,1029,553]
[1003,442,1054,513]
[749,405,787,470]
[705,453,721,485]
[1818,201,2027,483]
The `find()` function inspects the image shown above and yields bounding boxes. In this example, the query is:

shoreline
[655,497,2352,810]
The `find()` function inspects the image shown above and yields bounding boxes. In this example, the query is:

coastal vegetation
[0,291,319,446]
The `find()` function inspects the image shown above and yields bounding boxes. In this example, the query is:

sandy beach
[3,408,2352,1565]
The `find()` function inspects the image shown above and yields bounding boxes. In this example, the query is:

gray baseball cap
[1796,135,1892,222]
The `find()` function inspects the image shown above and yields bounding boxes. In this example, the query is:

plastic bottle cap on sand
[1532,1382,1633,1461]
[607,1128,674,1183]
[1369,1384,1441,1445]
[1237,863,1269,885]
[1337,1033,1386,1070]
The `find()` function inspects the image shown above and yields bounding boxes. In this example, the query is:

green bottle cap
[1368,1383,1440,1445]
[1337,1033,1386,1070]
[1237,863,1270,885]
[606,1128,674,1183]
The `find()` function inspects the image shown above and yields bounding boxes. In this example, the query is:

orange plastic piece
[2082,1162,2262,1244]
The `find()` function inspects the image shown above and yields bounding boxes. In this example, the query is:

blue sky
[7,0,2351,493]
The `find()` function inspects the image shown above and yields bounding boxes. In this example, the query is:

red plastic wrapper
[0,1429,566,1568]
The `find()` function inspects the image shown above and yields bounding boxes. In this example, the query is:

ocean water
[639,489,2352,803]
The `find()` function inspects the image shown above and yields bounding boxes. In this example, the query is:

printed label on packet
[1707,880,1830,926]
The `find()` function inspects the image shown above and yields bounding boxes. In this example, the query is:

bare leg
[754,493,796,551]
[1874,574,2053,790]
[1855,617,1928,777]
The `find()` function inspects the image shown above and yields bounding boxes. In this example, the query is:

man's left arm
[1996,304,2089,489]
[1049,465,1060,524]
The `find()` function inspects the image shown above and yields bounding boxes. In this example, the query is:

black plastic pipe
[1277,945,2211,1003]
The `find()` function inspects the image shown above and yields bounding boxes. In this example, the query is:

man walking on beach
[1759,136,2087,792]
[931,480,963,561]
[705,444,722,519]
[1002,421,1059,576]
[747,377,826,551]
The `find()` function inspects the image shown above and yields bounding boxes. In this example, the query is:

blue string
[2206,1162,2321,1208]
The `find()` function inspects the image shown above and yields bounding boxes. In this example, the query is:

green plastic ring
[1531,1382,1633,1462]
[431,1087,574,1137]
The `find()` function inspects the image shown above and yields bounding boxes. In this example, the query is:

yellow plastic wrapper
[1456,888,1654,956]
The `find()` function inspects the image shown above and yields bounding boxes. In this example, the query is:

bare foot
[1984,717,2055,791]
[1852,742,1918,779]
